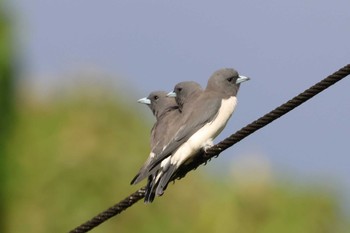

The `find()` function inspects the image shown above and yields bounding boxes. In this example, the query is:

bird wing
[148,94,222,170]
[130,109,179,185]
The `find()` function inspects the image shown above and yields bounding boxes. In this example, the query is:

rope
[69,64,350,233]
[70,188,146,233]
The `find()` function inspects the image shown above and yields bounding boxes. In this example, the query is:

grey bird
[147,68,250,197]
[167,81,203,112]
[131,91,180,202]
[131,91,179,185]
[131,83,204,202]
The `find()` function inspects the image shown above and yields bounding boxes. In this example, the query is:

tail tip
[130,174,140,185]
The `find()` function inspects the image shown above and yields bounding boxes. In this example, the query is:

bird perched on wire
[132,83,203,202]
[131,91,180,201]
[167,81,203,112]
[146,68,250,197]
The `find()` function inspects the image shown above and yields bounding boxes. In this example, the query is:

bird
[167,81,203,112]
[146,68,250,197]
[131,91,179,185]
[131,82,204,202]
[131,91,180,202]
[167,81,205,172]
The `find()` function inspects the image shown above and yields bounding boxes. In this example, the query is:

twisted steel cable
[69,64,350,233]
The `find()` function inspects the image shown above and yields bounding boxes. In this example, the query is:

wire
[69,64,350,233]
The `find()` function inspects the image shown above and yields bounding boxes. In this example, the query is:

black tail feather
[155,165,177,196]
[144,175,155,203]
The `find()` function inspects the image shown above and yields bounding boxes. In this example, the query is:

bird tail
[130,173,141,185]
[144,175,156,203]
[142,164,163,203]
[143,164,176,203]
[130,156,154,185]
[144,168,162,203]
[155,164,177,196]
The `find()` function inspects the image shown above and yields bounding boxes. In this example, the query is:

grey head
[138,91,178,119]
[206,68,250,98]
[167,81,203,111]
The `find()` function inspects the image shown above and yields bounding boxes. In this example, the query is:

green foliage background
[3,89,349,233]
[1,1,15,232]
[1,1,349,232]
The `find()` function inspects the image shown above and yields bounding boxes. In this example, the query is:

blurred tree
[0,1,347,231]
[4,86,348,233]
[0,1,15,232]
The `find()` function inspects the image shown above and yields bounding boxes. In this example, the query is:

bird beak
[167,91,177,98]
[137,97,151,105]
[236,75,250,84]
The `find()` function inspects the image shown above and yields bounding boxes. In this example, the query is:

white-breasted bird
[147,68,250,196]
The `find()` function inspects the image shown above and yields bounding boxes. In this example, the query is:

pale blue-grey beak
[236,75,250,84]
[137,97,151,105]
[167,91,177,98]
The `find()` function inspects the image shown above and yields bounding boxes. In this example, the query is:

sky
[10,0,350,210]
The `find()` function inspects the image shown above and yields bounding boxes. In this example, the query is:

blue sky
[12,0,350,210]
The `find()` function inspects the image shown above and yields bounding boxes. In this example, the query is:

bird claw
[202,149,211,159]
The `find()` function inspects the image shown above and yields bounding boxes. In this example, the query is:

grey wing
[130,121,159,185]
[149,121,158,150]
[130,112,178,185]
[148,96,222,170]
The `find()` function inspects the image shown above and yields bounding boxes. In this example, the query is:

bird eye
[227,77,233,82]
[177,87,182,92]
[154,95,159,100]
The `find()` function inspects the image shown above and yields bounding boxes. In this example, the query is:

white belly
[170,96,237,166]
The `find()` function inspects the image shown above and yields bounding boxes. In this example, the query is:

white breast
[169,96,237,166]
